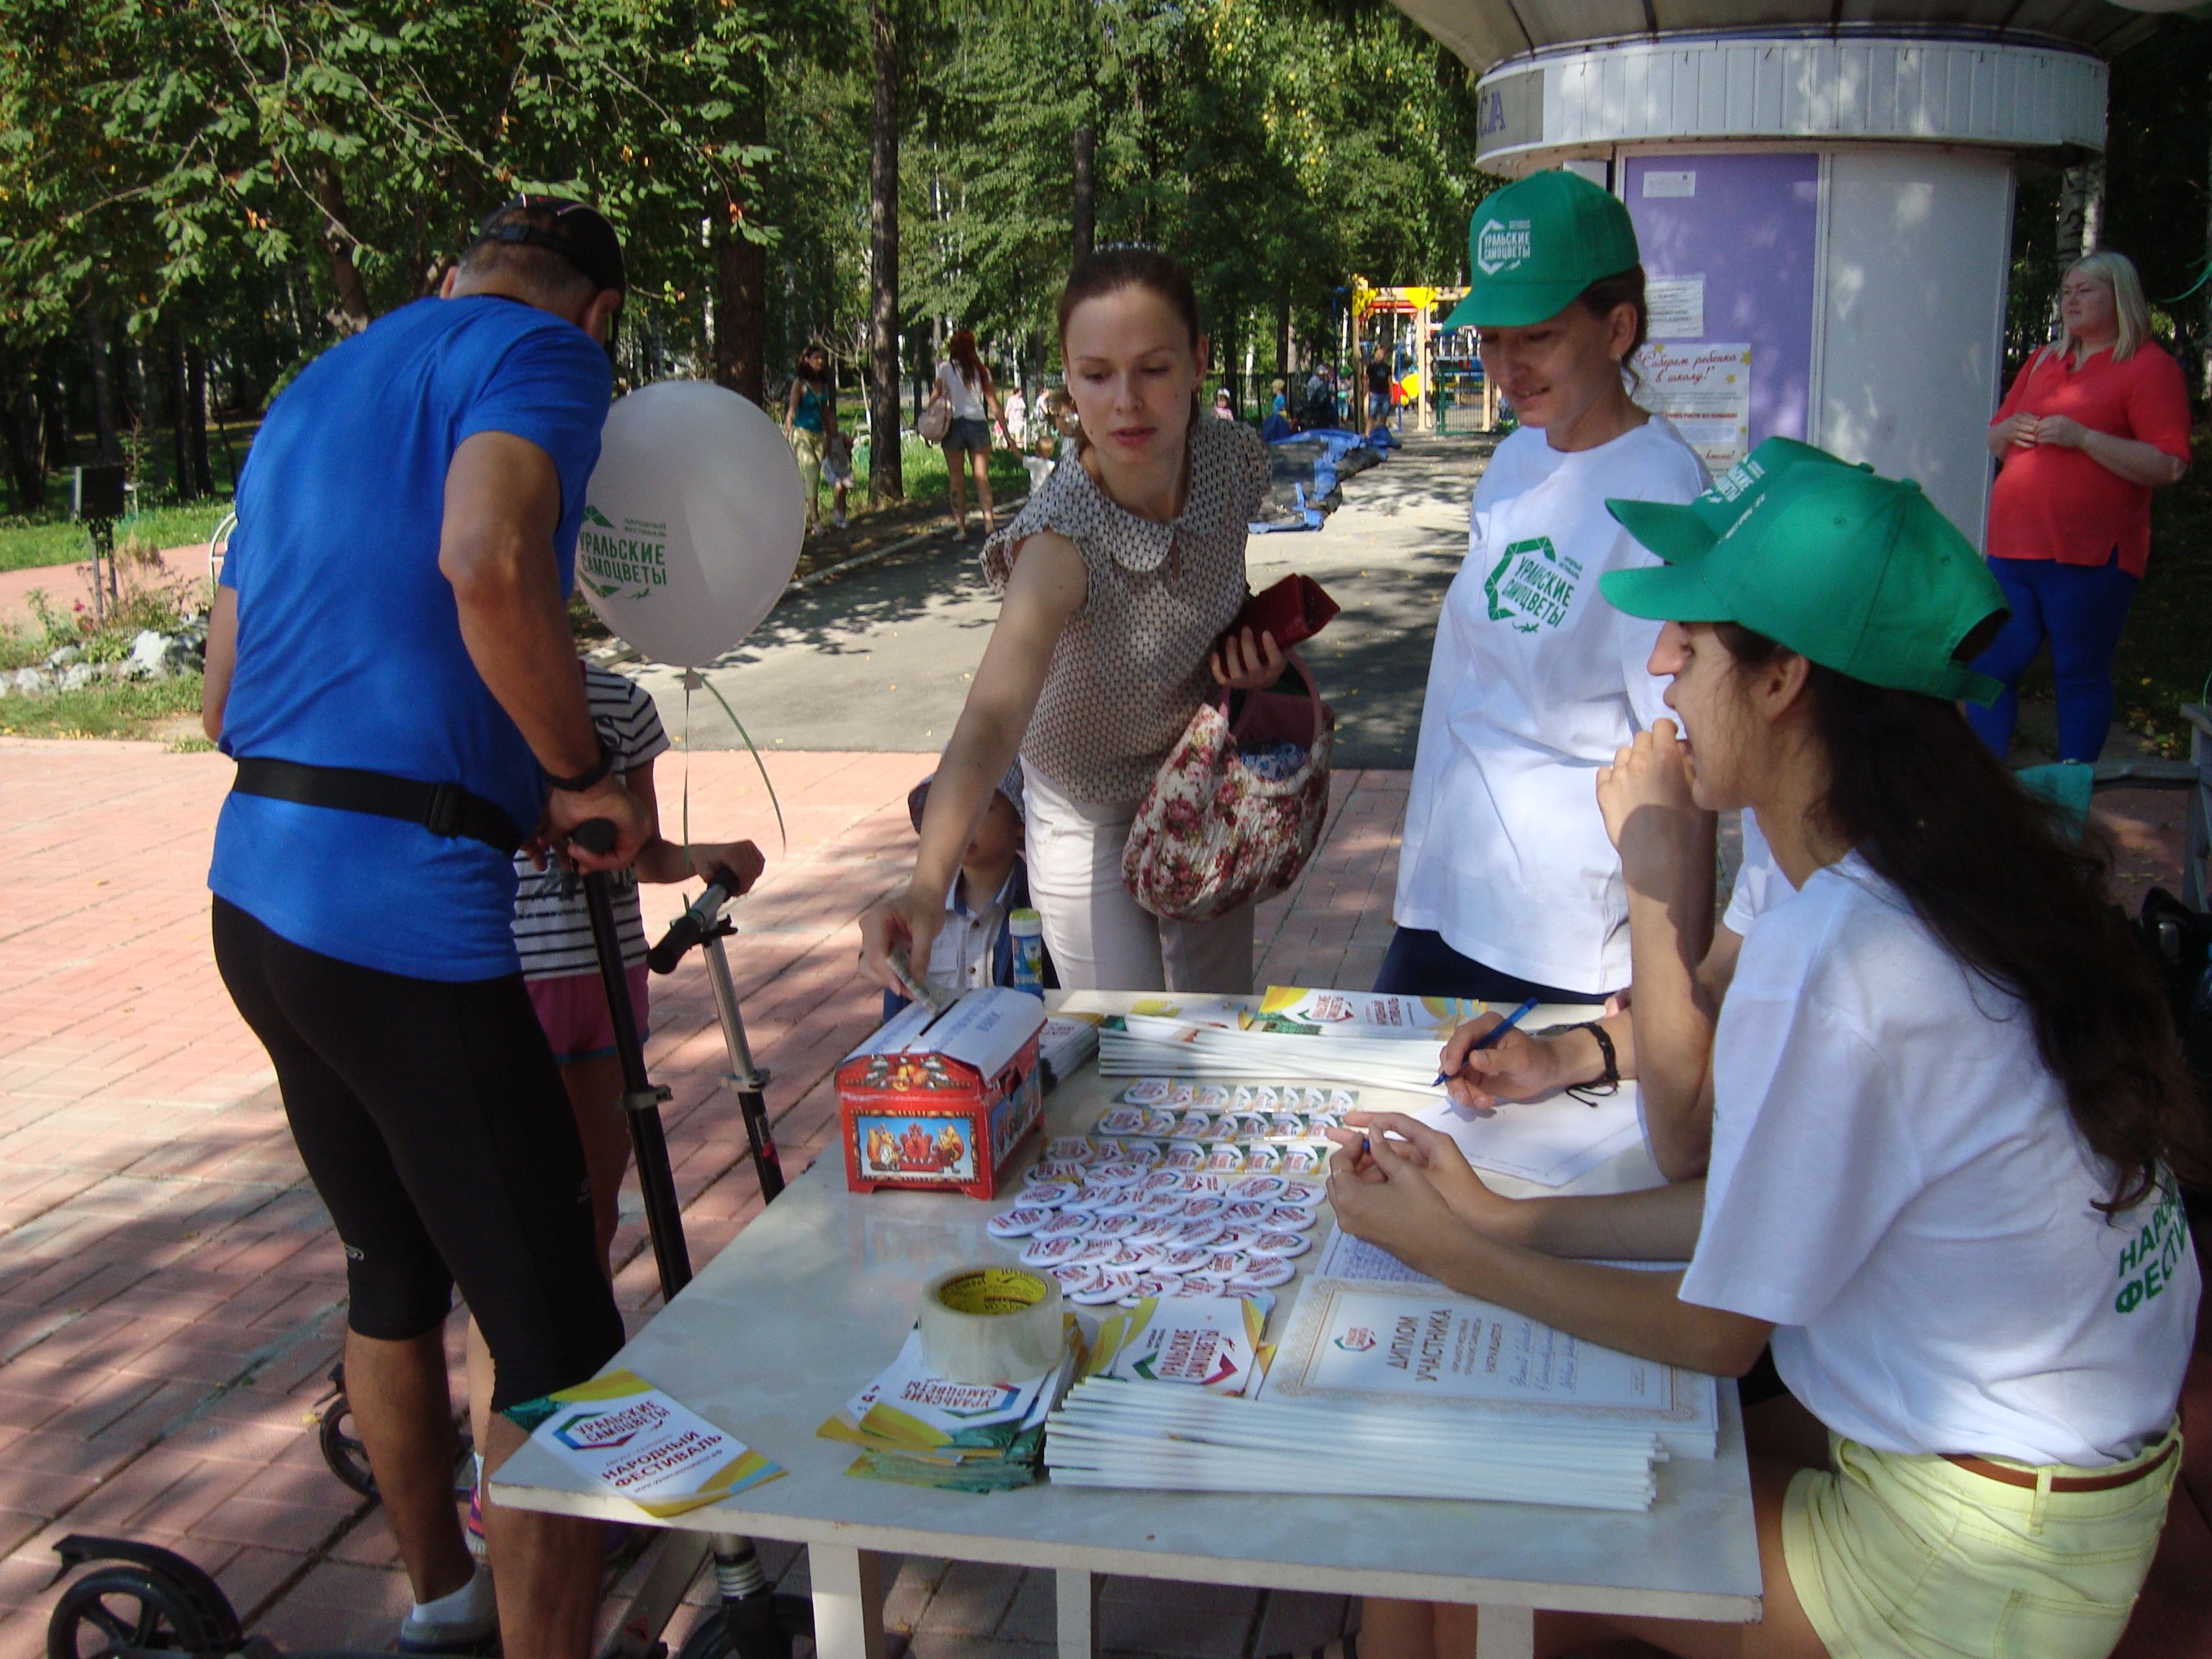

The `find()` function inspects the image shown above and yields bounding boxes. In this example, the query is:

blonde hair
[2056,251,2152,365]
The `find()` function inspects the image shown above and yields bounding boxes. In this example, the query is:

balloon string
[683,667,787,853]
[680,675,693,864]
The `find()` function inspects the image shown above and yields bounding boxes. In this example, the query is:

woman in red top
[1968,251,2192,761]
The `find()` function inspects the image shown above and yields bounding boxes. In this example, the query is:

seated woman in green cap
[1382,167,1707,1010]
[1331,462,2203,1659]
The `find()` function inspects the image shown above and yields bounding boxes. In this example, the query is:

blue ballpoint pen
[1433,996,1539,1087]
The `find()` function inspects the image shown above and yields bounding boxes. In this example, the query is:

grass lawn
[0,497,235,573]
[0,672,207,745]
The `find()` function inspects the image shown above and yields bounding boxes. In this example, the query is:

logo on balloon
[577,503,670,602]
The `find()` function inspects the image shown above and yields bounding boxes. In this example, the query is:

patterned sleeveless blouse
[982,416,1270,805]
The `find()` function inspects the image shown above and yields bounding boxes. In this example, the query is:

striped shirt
[511,666,670,980]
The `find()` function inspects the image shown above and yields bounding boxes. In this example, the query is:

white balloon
[575,381,805,667]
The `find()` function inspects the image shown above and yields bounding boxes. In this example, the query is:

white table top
[493,995,1762,1621]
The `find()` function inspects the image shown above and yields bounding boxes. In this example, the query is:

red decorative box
[837,989,1048,1200]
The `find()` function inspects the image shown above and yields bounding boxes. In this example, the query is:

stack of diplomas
[1043,1241,1719,1512]
[818,1323,1082,1493]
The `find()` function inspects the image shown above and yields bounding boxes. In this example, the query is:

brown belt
[1943,1437,2177,1494]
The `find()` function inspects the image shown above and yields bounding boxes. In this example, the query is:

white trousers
[1022,765,1255,994]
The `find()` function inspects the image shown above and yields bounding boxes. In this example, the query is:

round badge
[1202,1146,1246,1174]
[1248,1230,1312,1259]
[1172,1217,1226,1249]
[1176,1196,1227,1220]
[1173,1272,1233,1298]
[1069,1269,1141,1306]
[1183,1173,1230,1194]
[985,1206,1056,1238]
[1044,1138,1099,1164]
[1242,1145,1283,1174]
[1141,1107,1181,1137]
[1120,1078,1172,1106]
[1168,1112,1212,1141]
[1069,1235,1125,1264]
[1090,1161,1145,1188]
[1050,1263,1102,1292]
[1095,1107,1148,1136]
[1105,1243,1158,1269]
[1063,1183,1121,1212]
[1157,1244,1217,1274]
[1228,1175,1289,1202]
[1279,1147,1323,1177]
[1277,1180,1325,1208]
[1028,1159,1089,1185]
[1020,1233,1088,1267]
[1212,1228,1265,1253]
[1126,1215,1182,1247]
[1035,1210,1092,1239]
[1161,1143,1206,1171]
[1020,1179,1079,1208]
[1134,1170,1184,1195]
[1202,1249,1248,1277]
[1230,1256,1296,1291]
[1223,1200,1273,1225]
[1118,1274,1180,1306]
[1263,1204,1317,1232]
[1135,1193,1188,1219]
[1090,1212,1144,1238]
[1090,1138,1130,1162]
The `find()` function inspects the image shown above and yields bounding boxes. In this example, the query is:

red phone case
[1225,573,1340,652]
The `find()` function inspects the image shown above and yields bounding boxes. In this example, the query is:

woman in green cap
[1330,464,2203,1659]
[1383,168,1707,1007]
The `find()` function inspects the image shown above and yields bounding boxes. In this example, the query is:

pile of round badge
[1082,1079,1351,1181]
[986,1136,1325,1307]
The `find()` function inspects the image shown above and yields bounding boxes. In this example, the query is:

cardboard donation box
[838,989,1048,1200]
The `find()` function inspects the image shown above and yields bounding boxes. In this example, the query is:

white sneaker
[397,1563,498,1654]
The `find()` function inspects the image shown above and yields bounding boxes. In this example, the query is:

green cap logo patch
[578,505,670,602]
[1476,217,1533,275]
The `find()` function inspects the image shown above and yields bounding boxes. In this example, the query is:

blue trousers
[1373,927,1606,1005]
[1964,552,2138,763]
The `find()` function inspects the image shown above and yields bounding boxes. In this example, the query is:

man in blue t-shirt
[202,198,647,1658]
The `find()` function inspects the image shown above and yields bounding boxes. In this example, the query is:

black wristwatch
[544,735,614,793]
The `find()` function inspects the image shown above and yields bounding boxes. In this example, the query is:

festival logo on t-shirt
[2113,1188,2190,1315]
[1483,535,1584,633]
[577,503,670,602]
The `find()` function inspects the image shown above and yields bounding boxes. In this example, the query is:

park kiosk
[1386,0,2170,548]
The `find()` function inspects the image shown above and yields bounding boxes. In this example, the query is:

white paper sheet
[1406,1084,1645,1188]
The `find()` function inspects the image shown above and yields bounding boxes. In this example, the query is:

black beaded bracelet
[1537,1020,1621,1103]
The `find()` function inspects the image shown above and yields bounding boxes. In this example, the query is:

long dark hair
[948,328,990,392]
[797,343,830,387]
[1718,623,2206,1212]
[1054,246,1203,455]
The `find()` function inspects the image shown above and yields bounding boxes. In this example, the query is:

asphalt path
[631,430,1489,770]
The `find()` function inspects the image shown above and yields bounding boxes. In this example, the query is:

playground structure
[1386,0,2166,543]
[1347,281,1496,436]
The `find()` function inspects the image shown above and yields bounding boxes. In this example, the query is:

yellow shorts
[1782,1425,2180,1658]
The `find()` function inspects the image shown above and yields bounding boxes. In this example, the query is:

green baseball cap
[1599,464,2010,705]
[1440,170,1640,332]
[1608,436,1861,565]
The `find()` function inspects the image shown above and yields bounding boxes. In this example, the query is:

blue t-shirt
[210,295,612,980]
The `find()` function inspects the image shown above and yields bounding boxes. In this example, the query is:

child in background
[884,760,1051,1017]
[464,660,765,1552]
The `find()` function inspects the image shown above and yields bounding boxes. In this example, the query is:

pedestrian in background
[1968,250,2192,763]
[936,328,1010,541]
[783,343,840,536]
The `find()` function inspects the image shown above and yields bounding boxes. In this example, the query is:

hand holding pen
[1433,997,1537,1087]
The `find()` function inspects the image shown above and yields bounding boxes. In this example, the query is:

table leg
[1473,1603,1534,1659]
[808,1545,887,1659]
[1053,1568,1100,1659]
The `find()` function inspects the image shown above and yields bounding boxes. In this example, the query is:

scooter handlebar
[648,869,745,974]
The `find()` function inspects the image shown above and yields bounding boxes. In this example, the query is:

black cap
[470,195,626,294]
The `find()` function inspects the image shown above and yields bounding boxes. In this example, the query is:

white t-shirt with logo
[1681,855,2198,1467]
[1395,421,1707,992]
[1721,809,1791,938]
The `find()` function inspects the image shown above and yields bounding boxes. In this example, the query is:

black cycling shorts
[212,897,624,1411]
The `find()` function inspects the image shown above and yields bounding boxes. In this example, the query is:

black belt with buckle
[230,757,524,856]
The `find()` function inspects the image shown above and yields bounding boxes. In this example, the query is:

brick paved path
[0,738,1403,1655]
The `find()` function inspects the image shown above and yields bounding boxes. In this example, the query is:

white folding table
[493,994,1762,1659]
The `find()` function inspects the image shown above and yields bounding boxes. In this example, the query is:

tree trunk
[715,65,770,404]
[0,372,45,513]
[1276,294,1291,382]
[186,344,212,497]
[313,164,374,336]
[867,0,904,505]
[85,305,121,465]
[168,332,192,498]
[37,352,69,470]
[1071,123,1095,263]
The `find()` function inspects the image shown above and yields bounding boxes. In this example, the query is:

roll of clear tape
[919,1265,1065,1385]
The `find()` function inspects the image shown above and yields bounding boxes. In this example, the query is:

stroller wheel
[318,1388,378,1498]
[48,1564,218,1659]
